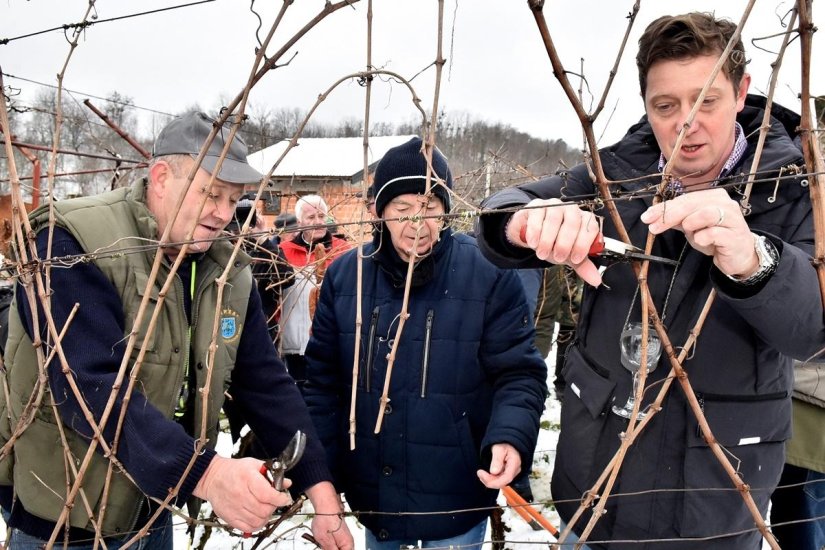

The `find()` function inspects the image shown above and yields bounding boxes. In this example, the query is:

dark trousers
[770,463,825,550]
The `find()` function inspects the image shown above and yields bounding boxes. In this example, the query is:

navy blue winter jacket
[303,228,547,541]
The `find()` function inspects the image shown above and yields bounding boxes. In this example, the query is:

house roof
[246,135,417,180]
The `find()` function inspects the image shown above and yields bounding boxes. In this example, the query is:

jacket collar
[371,226,452,288]
[600,94,806,216]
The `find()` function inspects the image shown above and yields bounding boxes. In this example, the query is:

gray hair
[294,194,328,221]
[148,154,193,177]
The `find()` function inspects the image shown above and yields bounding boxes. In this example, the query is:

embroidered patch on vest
[220,308,241,342]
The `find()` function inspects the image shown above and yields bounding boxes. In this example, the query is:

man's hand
[306,481,354,549]
[506,198,602,287]
[477,443,522,489]
[641,188,759,278]
[193,456,292,533]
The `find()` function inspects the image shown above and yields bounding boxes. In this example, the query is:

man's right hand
[193,455,292,533]
[506,198,603,287]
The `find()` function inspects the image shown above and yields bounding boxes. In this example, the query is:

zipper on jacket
[364,306,380,393]
[420,309,434,398]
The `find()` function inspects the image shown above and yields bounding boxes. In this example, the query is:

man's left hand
[641,188,759,278]
[305,481,354,550]
[477,443,522,489]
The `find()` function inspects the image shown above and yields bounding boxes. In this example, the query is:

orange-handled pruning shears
[502,485,559,536]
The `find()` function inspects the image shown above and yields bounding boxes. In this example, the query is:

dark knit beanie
[372,137,452,215]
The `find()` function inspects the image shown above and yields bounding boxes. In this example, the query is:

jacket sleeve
[476,171,588,269]
[230,285,333,494]
[302,261,346,485]
[18,228,215,503]
[478,268,548,470]
[712,225,825,362]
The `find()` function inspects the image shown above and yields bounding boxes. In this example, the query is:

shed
[246,135,416,230]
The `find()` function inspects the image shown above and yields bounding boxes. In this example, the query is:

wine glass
[611,322,662,420]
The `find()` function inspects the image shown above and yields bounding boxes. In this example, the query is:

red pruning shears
[520,226,678,266]
[242,430,307,538]
[589,233,679,266]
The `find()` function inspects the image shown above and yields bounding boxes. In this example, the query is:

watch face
[757,236,778,266]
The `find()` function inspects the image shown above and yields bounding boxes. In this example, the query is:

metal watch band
[726,234,778,286]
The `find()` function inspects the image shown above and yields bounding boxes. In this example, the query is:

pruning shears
[519,226,678,266]
[589,233,679,266]
[259,430,307,492]
[242,430,307,538]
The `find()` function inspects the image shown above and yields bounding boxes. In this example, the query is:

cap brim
[199,155,263,185]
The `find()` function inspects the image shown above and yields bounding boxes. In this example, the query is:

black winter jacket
[303,229,547,541]
[477,95,825,549]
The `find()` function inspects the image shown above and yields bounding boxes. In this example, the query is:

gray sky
[1,0,822,150]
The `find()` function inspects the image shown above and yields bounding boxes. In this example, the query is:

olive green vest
[0,180,252,535]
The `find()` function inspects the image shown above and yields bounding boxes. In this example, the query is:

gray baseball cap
[152,112,263,184]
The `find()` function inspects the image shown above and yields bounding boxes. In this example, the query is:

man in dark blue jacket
[303,137,547,549]
[476,12,824,550]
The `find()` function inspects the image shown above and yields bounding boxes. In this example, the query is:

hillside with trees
[2,93,582,205]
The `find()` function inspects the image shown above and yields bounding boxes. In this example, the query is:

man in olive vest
[0,112,352,549]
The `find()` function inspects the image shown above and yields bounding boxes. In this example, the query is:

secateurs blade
[589,234,679,266]
[261,429,307,491]
[242,430,307,539]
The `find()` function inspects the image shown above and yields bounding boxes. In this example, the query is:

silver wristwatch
[726,234,778,285]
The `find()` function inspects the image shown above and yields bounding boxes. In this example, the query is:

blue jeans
[770,463,825,550]
[364,518,487,550]
[6,514,174,550]
[557,520,592,550]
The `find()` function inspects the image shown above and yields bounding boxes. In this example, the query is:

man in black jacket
[476,13,824,550]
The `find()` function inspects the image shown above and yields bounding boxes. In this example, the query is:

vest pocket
[680,392,791,538]
[131,271,160,353]
[13,417,109,531]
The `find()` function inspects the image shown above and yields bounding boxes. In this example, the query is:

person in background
[279,195,349,389]
[475,12,823,548]
[769,359,825,549]
[0,112,352,549]
[534,265,582,402]
[303,137,547,549]
[228,194,294,344]
[275,212,300,243]
[365,185,377,219]
[224,195,295,458]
